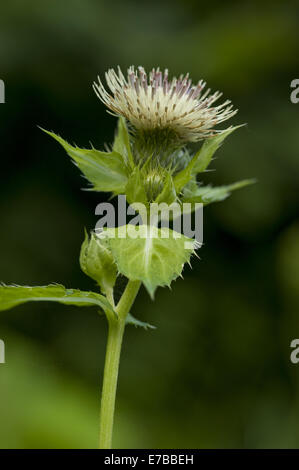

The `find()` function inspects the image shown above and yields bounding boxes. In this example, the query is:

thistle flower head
[93,66,237,144]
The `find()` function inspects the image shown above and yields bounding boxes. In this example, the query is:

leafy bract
[182,179,256,205]
[174,126,241,193]
[42,129,128,193]
[192,126,242,174]
[126,313,156,330]
[112,117,134,168]
[125,168,148,206]
[154,172,177,205]
[80,231,117,295]
[0,284,114,314]
[100,225,196,298]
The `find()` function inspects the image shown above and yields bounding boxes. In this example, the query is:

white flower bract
[93,66,237,143]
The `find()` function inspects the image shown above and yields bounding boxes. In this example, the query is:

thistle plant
[0,66,254,449]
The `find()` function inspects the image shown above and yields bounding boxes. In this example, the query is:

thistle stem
[98,317,125,449]
[99,280,141,449]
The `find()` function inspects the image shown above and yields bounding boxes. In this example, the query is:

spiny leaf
[125,167,148,206]
[182,179,256,205]
[41,129,129,193]
[126,313,156,330]
[192,126,242,174]
[101,225,197,298]
[0,284,114,315]
[173,126,242,193]
[154,172,177,205]
[112,117,134,168]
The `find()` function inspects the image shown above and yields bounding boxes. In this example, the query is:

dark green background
[1,0,299,448]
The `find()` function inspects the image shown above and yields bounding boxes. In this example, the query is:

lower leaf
[0,284,114,315]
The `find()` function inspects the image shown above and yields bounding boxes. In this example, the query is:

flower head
[93,66,237,144]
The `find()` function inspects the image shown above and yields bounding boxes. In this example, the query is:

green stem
[98,316,125,449]
[99,280,141,449]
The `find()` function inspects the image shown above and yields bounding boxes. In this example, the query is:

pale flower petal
[93,66,237,143]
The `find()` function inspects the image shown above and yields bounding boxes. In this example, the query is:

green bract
[99,225,196,298]
[42,119,252,209]
[41,129,129,194]
[79,230,117,295]
[112,116,134,168]
[182,179,256,205]
[173,126,242,193]
[125,168,148,206]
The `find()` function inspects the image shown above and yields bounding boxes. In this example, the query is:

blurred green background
[1,0,299,449]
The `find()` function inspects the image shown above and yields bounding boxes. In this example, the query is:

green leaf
[79,230,117,295]
[125,168,148,206]
[173,126,241,193]
[102,225,196,298]
[173,152,200,194]
[154,172,177,205]
[182,179,256,205]
[42,129,129,193]
[112,117,134,168]
[0,284,114,314]
[125,313,156,330]
[193,126,242,174]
